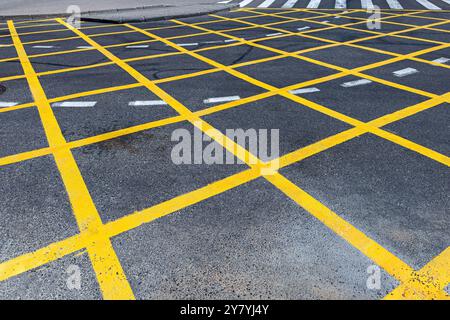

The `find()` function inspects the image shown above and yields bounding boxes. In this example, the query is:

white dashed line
[335,0,347,9]
[224,39,238,43]
[341,79,372,87]
[129,100,168,106]
[32,45,54,49]
[416,0,441,10]
[176,43,199,47]
[0,102,19,107]
[126,45,149,49]
[265,32,283,37]
[52,101,97,108]
[77,46,93,49]
[217,0,233,3]
[393,68,419,77]
[297,26,311,31]
[282,0,299,8]
[321,20,330,23]
[289,87,321,94]
[432,57,450,64]
[386,0,403,9]
[204,96,241,104]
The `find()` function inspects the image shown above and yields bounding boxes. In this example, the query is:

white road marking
[204,96,241,104]
[77,46,93,49]
[129,100,168,106]
[393,67,419,77]
[32,45,54,48]
[0,102,18,107]
[361,0,375,9]
[416,0,441,9]
[432,57,450,64]
[341,79,372,87]
[297,26,311,31]
[126,45,149,48]
[52,101,97,108]
[176,43,199,47]
[290,87,321,94]
[335,0,347,9]
[259,0,277,7]
[307,0,321,8]
[266,32,283,37]
[386,0,403,9]
[321,20,330,23]
[224,39,238,42]
[441,0,450,4]
[217,0,233,3]
[282,0,299,8]
[239,0,255,7]
[203,40,224,44]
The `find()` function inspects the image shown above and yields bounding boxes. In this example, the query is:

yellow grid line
[0,9,448,300]
[7,20,135,300]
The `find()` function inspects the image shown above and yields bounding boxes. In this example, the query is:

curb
[0,4,239,23]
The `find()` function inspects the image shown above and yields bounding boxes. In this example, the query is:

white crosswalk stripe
[386,0,403,9]
[361,0,375,9]
[239,0,255,7]
[233,0,446,9]
[259,0,277,7]
[282,0,299,8]
[416,0,441,9]
[335,0,346,9]
[307,0,322,8]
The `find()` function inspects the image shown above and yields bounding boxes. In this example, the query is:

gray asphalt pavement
[0,6,449,300]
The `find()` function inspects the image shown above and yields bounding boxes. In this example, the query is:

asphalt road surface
[0,6,449,300]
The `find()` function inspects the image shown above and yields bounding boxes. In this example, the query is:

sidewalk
[0,0,238,22]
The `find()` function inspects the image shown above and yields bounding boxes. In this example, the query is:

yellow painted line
[266,173,414,282]
[0,234,86,281]
[61,18,420,292]
[7,20,134,300]
[385,247,450,300]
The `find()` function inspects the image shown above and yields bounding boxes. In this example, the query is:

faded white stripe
[0,102,18,107]
[282,0,299,8]
[77,46,93,49]
[290,87,320,94]
[52,101,97,108]
[129,100,167,106]
[204,96,241,104]
[176,43,198,47]
[32,45,54,48]
[416,0,441,9]
[432,57,450,64]
[266,32,283,37]
[393,67,419,77]
[307,0,322,8]
[297,26,311,31]
[341,79,372,87]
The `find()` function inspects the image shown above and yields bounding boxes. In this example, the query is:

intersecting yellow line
[168,19,449,166]
[7,20,135,300]
[1,9,448,299]
[57,16,448,299]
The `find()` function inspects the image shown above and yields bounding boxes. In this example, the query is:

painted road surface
[0,7,449,299]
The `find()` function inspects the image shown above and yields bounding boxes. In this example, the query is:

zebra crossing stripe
[239,0,255,7]
[335,0,346,9]
[259,0,277,8]
[282,0,299,8]
[416,0,441,9]
[307,0,322,9]
[361,0,375,9]
[386,0,403,9]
